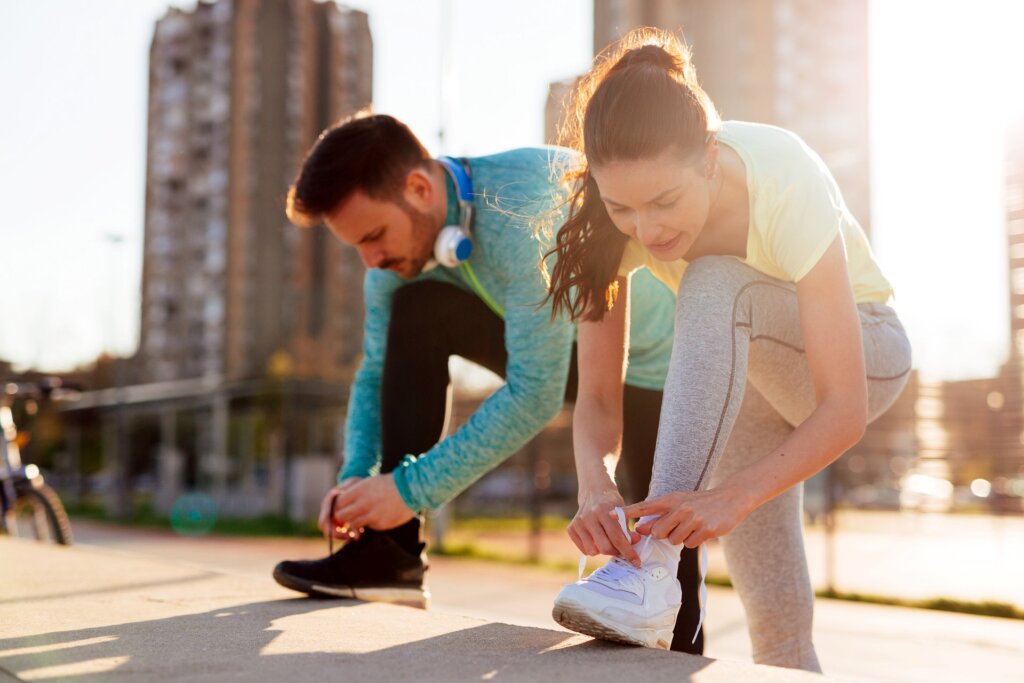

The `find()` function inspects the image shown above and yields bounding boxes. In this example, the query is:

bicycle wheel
[5,484,74,545]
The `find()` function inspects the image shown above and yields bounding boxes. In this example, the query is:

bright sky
[0,0,1021,382]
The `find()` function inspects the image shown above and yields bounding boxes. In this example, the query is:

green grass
[67,501,322,538]
[447,514,573,533]
[433,541,581,573]
[815,588,1024,620]
[435,539,1024,622]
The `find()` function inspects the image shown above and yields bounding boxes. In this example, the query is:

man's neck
[430,161,453,232]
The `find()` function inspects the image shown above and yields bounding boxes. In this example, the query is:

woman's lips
[646,233,682,254]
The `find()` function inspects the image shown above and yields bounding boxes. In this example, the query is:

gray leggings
[648,256,912,671]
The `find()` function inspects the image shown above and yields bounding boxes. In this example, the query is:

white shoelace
[577,507,708,645]
[693,542,707,644]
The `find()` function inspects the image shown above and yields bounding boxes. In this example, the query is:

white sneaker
[552,509,690,650]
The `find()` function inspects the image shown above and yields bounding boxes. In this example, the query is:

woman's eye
[654,199,678,209]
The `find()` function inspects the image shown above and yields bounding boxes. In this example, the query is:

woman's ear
[704,134,720,179]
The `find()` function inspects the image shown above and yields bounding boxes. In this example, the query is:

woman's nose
[634,214,660,245]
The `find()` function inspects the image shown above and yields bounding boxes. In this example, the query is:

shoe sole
[272,567,430,609]
[552,596,671,650]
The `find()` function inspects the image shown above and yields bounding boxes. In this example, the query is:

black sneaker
[273,531,429,609]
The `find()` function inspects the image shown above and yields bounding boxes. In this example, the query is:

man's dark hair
[286,111,432,227]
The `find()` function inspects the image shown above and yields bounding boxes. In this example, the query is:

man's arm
[391,227,575,511]
[339,268,403,481]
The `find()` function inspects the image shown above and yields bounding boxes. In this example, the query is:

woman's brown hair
[544,28,720,322]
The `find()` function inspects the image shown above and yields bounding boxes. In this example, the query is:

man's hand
[318,478,364,541]
[323,473,416,536]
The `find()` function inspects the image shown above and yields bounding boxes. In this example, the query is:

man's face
[323,190,438,279]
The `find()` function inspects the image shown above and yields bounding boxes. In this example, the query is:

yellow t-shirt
[617,121,893,304]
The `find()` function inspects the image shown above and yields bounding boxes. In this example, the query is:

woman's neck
[686,144,749,260]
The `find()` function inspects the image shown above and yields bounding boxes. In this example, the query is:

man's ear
[403,166,434,212]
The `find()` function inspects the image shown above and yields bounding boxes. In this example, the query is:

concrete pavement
[0,538,834,683]
[42,519,1024,682]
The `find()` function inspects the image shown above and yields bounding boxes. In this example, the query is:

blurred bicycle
[0,379,78,544]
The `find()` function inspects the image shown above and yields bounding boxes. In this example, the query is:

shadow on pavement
[0,597,716,682]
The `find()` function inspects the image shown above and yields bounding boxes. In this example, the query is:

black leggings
[380,280,703,654]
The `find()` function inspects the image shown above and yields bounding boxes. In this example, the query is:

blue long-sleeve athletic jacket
[340,147,676,511]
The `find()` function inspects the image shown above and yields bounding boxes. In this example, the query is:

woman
[545,29,911,671]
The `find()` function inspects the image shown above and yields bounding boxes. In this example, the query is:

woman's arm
[569,275,643,565]
[726,234,867,509]
[623,236,868,546]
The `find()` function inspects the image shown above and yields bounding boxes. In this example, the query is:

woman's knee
[679,255,754,289]
[676,256,764,318]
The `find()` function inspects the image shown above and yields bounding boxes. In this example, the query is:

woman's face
[590,147,713,262]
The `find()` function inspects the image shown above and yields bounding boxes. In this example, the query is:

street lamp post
[104,233,130,520]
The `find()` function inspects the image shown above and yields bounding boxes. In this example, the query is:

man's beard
[387,200,437,278]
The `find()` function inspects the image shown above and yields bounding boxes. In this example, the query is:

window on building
[1009,185,1024,213]
[1013,267,1024,295]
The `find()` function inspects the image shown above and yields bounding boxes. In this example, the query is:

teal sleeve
[623,269,675,391]
[391,226,575,511]
[338,269,403,482]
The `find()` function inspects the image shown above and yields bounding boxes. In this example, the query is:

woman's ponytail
[544,28,719,322]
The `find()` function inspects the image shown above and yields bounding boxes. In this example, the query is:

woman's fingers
[668,524,693,545]
[620,497,665,520]
[598,513,640,566]
[567,525,586,554]
[682,528,711,549]
[648,513,674,540]
[587,519,618,556]
[573,522,601,556]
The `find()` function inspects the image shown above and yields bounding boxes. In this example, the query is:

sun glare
[870,0,1024,381]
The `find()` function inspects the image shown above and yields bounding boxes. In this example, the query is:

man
[272,112,704,654]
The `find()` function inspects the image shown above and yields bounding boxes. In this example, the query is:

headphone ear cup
[434,225,474,267]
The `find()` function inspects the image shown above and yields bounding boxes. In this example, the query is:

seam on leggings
[747,333,912,381]
[867,367,912,381]
[749,333,804,354]
[694,279,792,490]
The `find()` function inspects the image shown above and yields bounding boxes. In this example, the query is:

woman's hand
[620,487,752,548]
[569,486,642,566]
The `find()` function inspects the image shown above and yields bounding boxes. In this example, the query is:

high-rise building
[1006,118,1024,361]
[579,0,871,234]
[990,117,1024,499]
[140,0,372,385]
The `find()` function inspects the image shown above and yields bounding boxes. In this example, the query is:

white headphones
[434,156,475,267]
